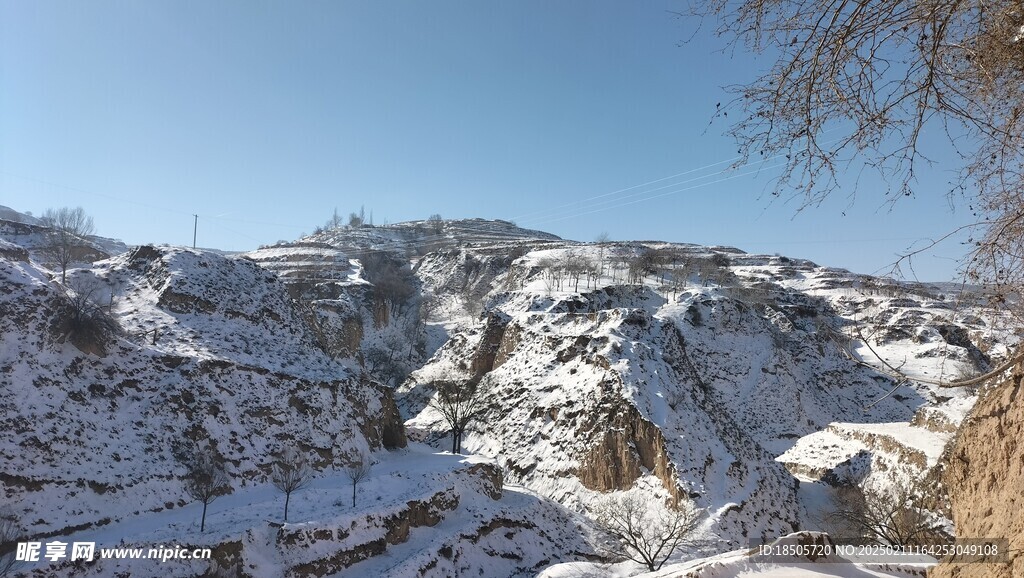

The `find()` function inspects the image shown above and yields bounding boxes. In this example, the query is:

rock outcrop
[932,367,1023,578]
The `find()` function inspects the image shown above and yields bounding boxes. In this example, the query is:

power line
[508,155,743,222]
[513,131,856,230]
[0,170,194,217]
[524,162,789,227]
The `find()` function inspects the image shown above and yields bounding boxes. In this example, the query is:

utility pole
[192,214,198,249]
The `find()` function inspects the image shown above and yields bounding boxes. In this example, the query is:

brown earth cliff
[931,367,1023,578]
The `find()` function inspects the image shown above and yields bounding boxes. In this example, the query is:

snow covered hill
[16,446,593,578]
[0,205,43,226]
[3,214,1017,578]
[306,218,560,256]
[396,241,1013,563]
[0,240,602,578]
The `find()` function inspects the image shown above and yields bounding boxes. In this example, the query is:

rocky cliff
[931,367,1023,578]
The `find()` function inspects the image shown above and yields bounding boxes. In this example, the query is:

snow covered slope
[2,242,602,578]
[397,242,1011,555]
[0,246,404,548]
[0,205,43,226]
[18,447,594,578]
[0,215,128,271]
[5,217,1015,577]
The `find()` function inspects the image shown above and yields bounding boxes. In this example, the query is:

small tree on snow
[181,446,230,533]
[271,445,312,522]
[427,213,444,234]
[429,378,490,454]
[345,453,373,507]
[591,493,702,572]
[40,206,95,283]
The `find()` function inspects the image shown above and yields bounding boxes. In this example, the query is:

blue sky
[1,1,973,280]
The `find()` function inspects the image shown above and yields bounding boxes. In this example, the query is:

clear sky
[1,1,974,280]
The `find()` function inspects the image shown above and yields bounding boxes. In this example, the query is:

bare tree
[0,506,22,577]
[595,232,611,285]
[345,453,373,507]
[325,207,343,230]
[429,378,490,454]
[427,213,444,234]
[53,277,122,356]
[667,266,689,299]
[271,445,313,522]
[348,205,367,228]
[40,206,94,283]
[181,445,230,532]
[626,249,660,284]
[563,251,592,292]
[591,493,702,572]
[699,0,1024,318]
[826,481,946,547]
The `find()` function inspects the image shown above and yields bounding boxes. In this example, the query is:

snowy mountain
[307,218,560,256]
[2,215,1017,577]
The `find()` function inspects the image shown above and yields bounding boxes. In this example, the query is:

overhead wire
[507,155,744,222]
[509,127,847,226]
[523,161,790,227]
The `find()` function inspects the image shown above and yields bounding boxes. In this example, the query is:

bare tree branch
[40,206,94,283]
[345,452,373,508]
[697,0,1024,346]
[0,506,22,577]
[271,445,313,522]
[591,493,702,572]
[177,442,230,533]
[429,377,491,454]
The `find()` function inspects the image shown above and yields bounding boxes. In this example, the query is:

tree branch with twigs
[345,452,373,508]
[696,0,1024,379]
[271,445,313,522]
[0,506,23,577]
[40,206,94,283]
[590,493,703,572]
[180,445,230,533]
[429,377,491,454]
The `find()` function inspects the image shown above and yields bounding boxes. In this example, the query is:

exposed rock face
[464,462,504,500]
[241,242,431,386]
[282,488,460,577]
[374,381,409,450]
[932,368,1023,578]
[402,289,805,543]
[576,402,680,499]
[469,312,510,376]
